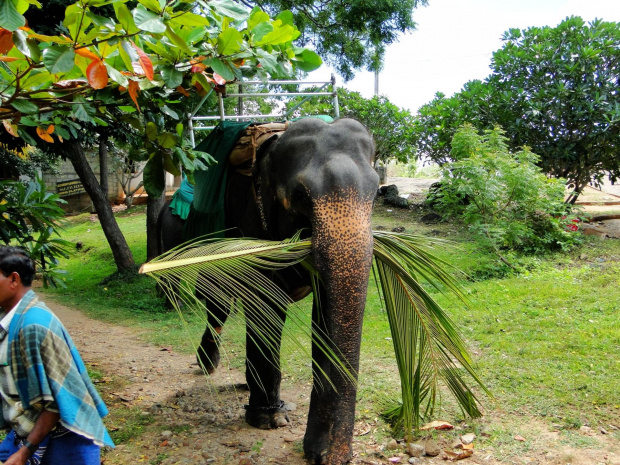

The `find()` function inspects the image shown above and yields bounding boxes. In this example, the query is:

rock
[461,433,476,444]
[284,402,297,411]
[580,426,593,434]
[424,439,441,456]
[161,430,173,440]
[406,443,425,457]
[421,212,442,224]
[391,226,405,233]
[600,427,609,435]
[385,439,401,451]
[408,458,422,464]
[283,435,298,443]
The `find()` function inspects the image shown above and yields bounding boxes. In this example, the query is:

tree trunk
[146,191,166,261]
[99,132,109,199]
[64,139,136,272]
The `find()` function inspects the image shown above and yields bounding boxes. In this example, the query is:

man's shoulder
[18,304,60,331]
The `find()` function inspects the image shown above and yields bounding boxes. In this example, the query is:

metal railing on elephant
[187,74,340,146]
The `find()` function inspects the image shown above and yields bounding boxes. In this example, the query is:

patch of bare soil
[37,294,620,465]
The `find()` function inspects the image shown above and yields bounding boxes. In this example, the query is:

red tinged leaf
[36,126,54,143]
[46,124,55,135]
[131,42,154,80]
[128,80,140,111]
[53,79,87,89]
[86,60,108,89]
[0,29,13,55]
[191,63,206,73]
[176,86,189,97]
[212,73,226,86]
[0,57,20,62]
[2,120,18,137]
[74,47,100,61]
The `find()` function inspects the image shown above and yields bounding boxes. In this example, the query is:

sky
[309,0,620,113]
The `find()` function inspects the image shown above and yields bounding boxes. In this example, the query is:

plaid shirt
[0,308,56,438]
[5,291,113,447]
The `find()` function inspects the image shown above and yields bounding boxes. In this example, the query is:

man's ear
[9,272,20,286]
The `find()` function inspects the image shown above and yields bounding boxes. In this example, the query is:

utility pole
[374,70,379,96]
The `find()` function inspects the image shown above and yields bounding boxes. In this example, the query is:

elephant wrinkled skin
[158,118,379,464]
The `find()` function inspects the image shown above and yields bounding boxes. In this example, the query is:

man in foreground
[0,246,113,464]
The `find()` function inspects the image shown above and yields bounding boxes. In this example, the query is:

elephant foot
[196,338,220,375]
[304,424,353,465]
[304,444,352,465]
[245,401,290,429]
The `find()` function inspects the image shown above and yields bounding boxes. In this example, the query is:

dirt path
[37,295,620,465]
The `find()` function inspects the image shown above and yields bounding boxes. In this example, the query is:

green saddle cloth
[183,121,252,241]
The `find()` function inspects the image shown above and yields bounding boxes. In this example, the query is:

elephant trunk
[304,189,375,464]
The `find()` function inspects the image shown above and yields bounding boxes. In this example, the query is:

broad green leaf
[0,0,25,31]
[217,28,242,55]
[276,10,294,26]
[163,151,181,176]
[160,65,184,88]
[10,99,38,114]
[146,122,158,140]
[192,71,212,91]
[165,26,192,53]
[137,0,164,13]
[175,123,184,138]
[42,45,76,74]
[252,22,273,43]
[256,25,296,46]
[114,3,138,33]
[255,50,277,73]
[169,11,209,27]
[208,58,234,81]
[143,153,165,198]
[12,29,40,61]
[292,49,322,72]
[86,12,115,30]
[248,10,269,30]
[133,5,166,33]
[63,4,92,41]
[158,132,179,148]
[119,39,139,69]
[71,95,95,123]
[105,63,129,87]
[118,106,137,113]
[161,105,179,120]
[210,0,249,21]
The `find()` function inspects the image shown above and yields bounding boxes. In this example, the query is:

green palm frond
[372,232,490,438]
[140,231,490,441]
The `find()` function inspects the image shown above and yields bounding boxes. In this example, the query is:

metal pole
[218,93,225,121]
[237,84,244,119]
[374,70,379,96]
[188,115,195,148]
[331,74,340,119]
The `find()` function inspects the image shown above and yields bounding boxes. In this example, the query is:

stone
[406,443,425,457]
[161,430,173,440]
[461,433,476,444]
[385,439,401,451]
[424,439,441,456]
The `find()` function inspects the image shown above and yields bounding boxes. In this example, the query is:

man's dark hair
[0,246,36,286]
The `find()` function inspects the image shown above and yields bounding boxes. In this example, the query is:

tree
[0,0,322,271]
[490,17,620,202]
[247,0,428,80]
[412,17,620,203]
[290,88,417,166]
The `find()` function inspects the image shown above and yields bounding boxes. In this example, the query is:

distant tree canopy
[289,88,416,166]
[412,17,620,202]
[248,0,428,80]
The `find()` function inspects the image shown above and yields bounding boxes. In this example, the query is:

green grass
[44,206,620,459]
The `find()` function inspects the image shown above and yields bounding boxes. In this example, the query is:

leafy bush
[431,125,583,255]
[0,176,71,287]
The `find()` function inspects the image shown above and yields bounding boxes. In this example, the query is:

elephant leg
[244,303,289,429]
[196,275,231,374]
[303,288,364,465]
[196,301,231,374]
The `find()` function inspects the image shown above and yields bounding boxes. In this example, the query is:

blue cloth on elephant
[169,176,194,220]
[6,290,114,448]
[183,121,252,241]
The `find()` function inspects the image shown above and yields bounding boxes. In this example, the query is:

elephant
[157,117,379,465]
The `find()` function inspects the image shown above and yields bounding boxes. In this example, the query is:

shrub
[432,125,582,255]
